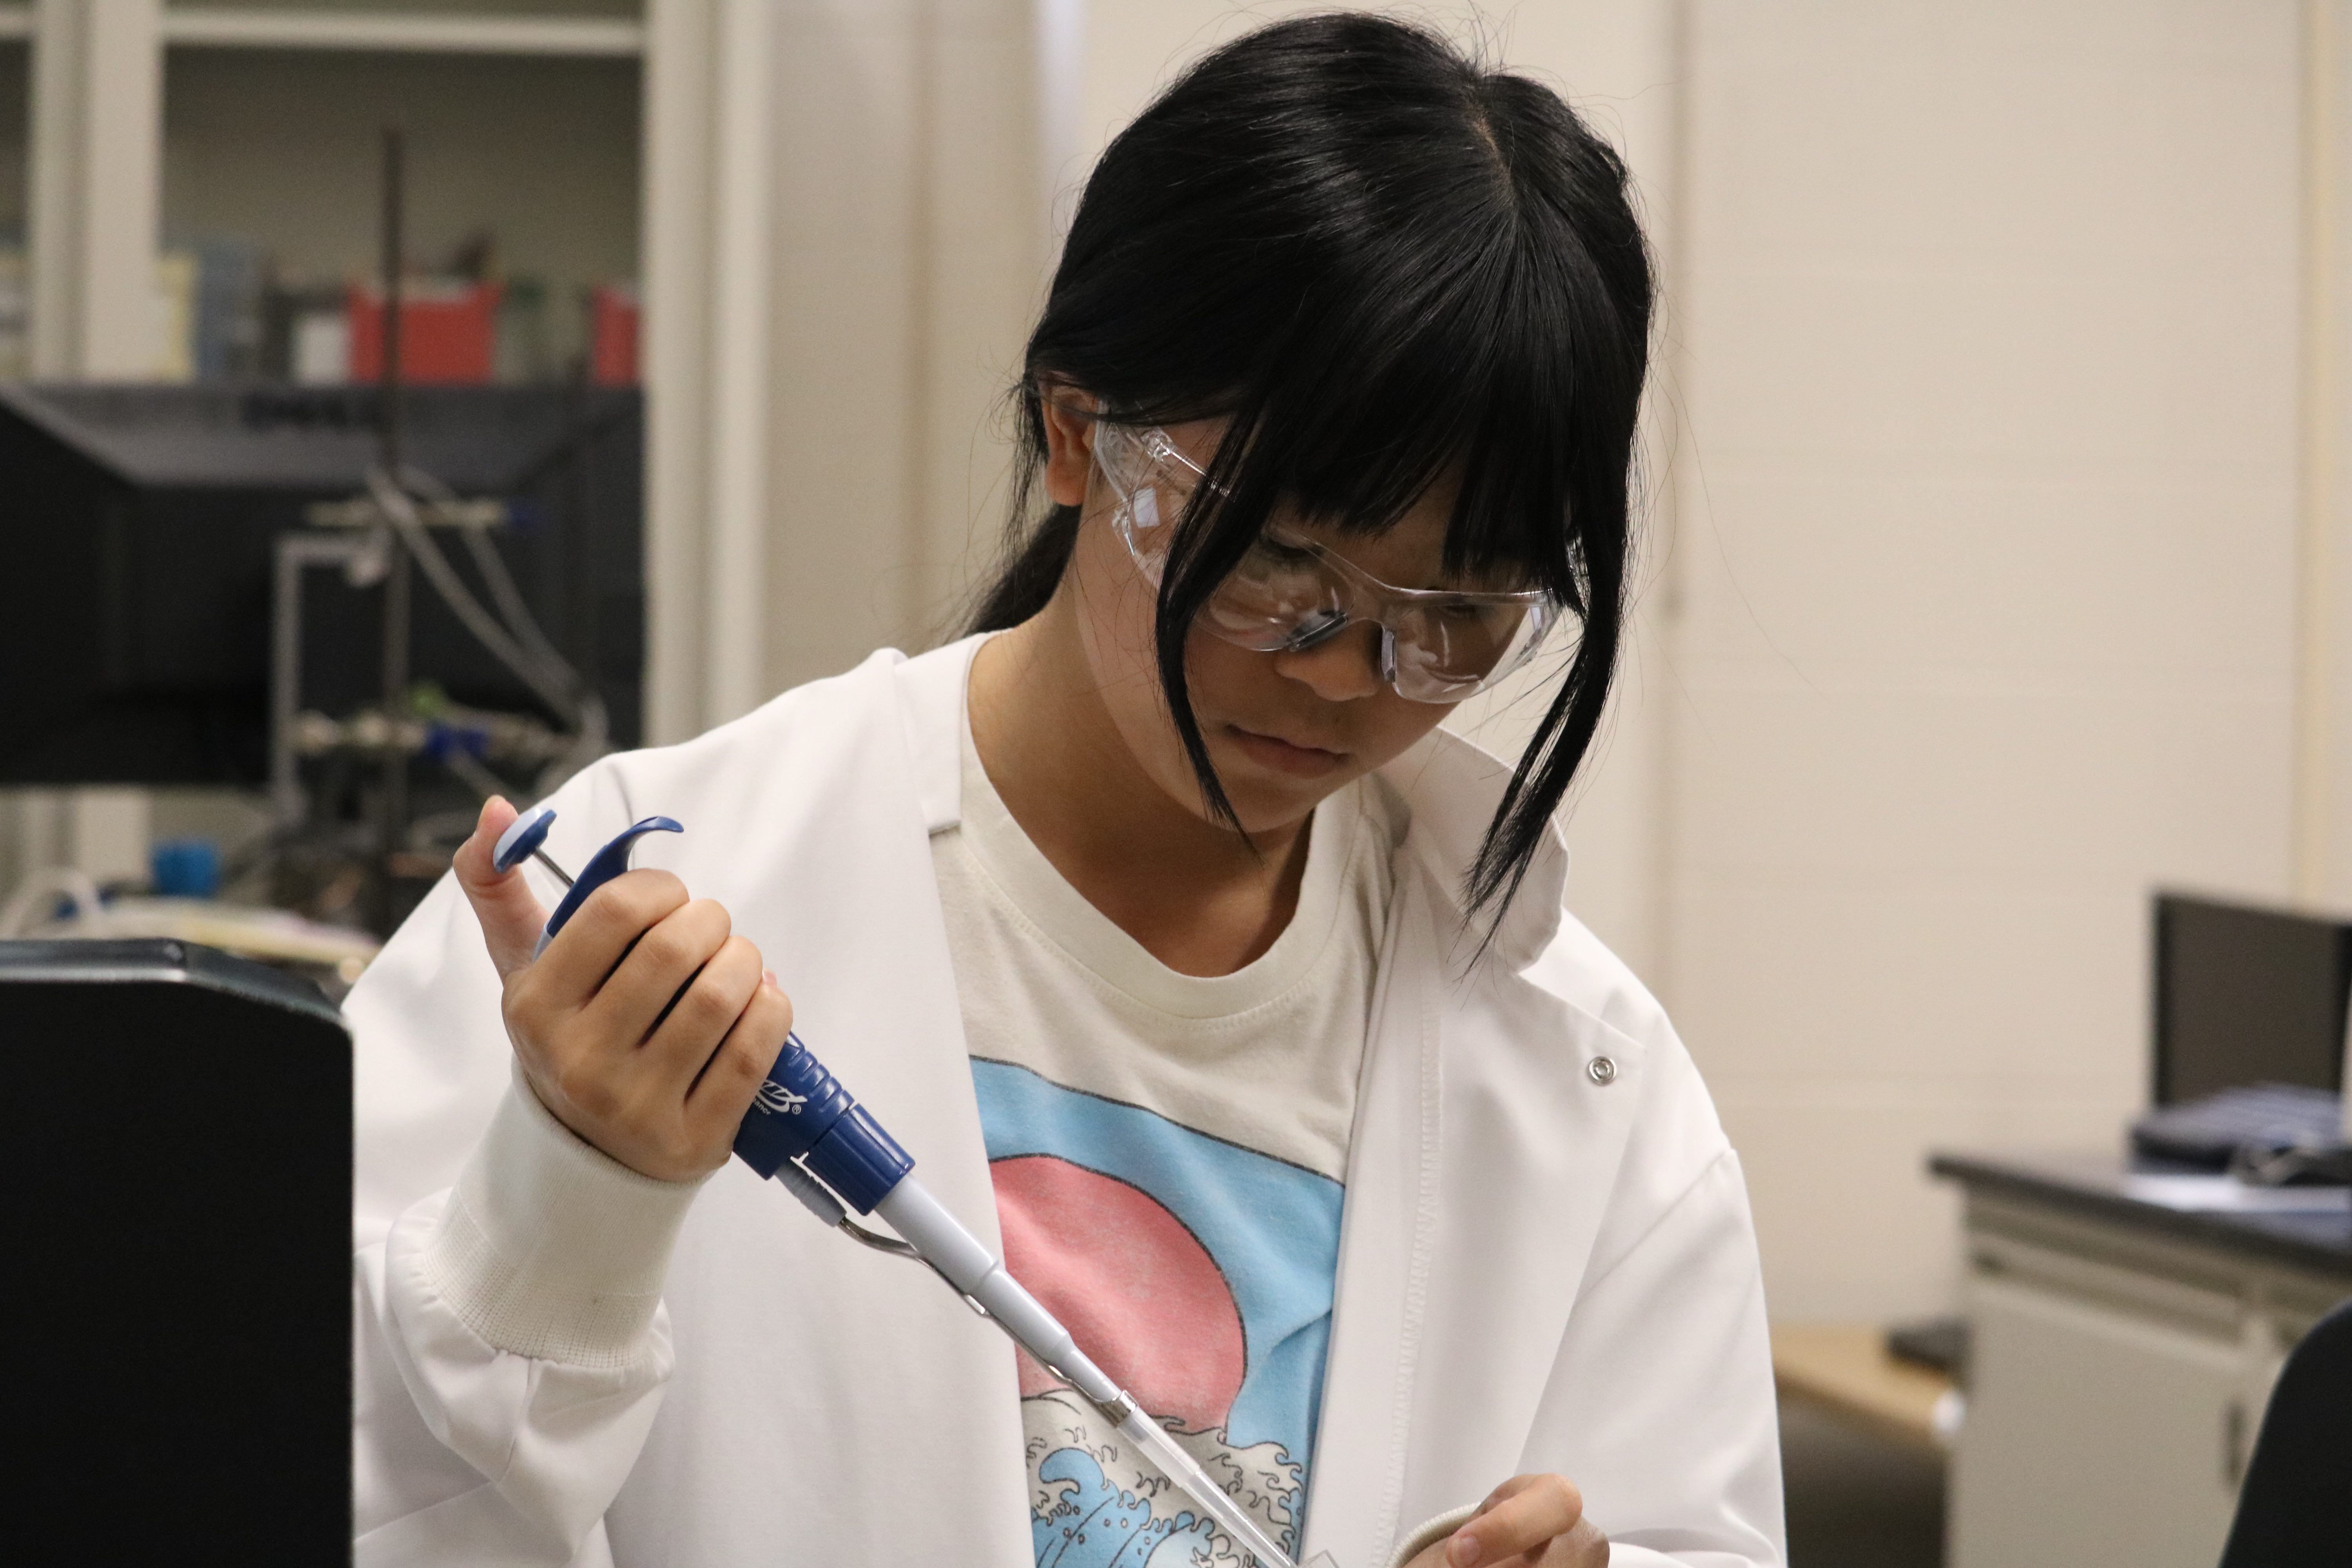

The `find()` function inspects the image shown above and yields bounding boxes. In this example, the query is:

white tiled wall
[1668,0,2309,1319]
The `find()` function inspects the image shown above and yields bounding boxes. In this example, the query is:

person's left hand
[1403,1474,1608,1568]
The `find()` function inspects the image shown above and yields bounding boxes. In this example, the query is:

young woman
[349,16,1783,1568]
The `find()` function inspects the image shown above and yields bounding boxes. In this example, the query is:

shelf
[162,9,642,58]
[160,41,641,380]
[0,7,642,55]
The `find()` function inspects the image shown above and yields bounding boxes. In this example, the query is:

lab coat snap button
[1586,1056,1618,1086]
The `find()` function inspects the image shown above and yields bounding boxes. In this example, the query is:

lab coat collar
[897,635,1570,975]
[1373,726,1569,976]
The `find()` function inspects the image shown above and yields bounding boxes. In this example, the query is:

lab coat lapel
[1395,927,1646,1532]
[1303,867,1443,1568]
[1302,734,1645,1568]
[608,649,1032,1568]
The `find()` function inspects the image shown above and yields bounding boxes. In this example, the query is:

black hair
[969,12,1654,926]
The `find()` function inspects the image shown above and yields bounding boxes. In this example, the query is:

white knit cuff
[418,1073,711,1369]
[1388,1504,1479,1568]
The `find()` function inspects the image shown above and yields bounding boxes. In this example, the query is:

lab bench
[1931,1151,2352,1568]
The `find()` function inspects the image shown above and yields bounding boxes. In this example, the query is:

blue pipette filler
[493,804,1312,1568]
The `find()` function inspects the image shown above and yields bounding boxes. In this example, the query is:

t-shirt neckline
[953,679,1365,1022]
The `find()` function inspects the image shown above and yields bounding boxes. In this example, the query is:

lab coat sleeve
[354,1075,708,1564]
[345,762,711,1565]
[1518,1146,1785,1567]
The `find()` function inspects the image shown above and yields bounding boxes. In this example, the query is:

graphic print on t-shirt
[973,1058,1345,1568]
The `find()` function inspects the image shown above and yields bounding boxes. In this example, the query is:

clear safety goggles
[1093,421,1564,704]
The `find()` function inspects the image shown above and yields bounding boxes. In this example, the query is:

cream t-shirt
[931,695,1400,1566]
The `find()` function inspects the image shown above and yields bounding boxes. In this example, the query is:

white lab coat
[348,637,1785,1568]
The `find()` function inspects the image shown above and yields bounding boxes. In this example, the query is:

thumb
[454,796,551,980]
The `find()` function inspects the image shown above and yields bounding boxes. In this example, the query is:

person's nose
[1270,619,1385,701]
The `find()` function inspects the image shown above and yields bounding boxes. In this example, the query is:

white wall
[762,0,1046,689]
[1671,0,2308,1321]
[2326,0,2352,902]
[639,0,1046,740]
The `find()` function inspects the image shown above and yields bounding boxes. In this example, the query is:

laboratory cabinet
[1935,1153,2352,1568]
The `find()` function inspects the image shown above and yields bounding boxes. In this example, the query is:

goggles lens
[1094,423,1565,703]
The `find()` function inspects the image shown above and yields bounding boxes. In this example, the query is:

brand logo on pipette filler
[753,1081,808,1116]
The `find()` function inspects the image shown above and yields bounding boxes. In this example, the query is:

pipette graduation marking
[494,807,1304,1568]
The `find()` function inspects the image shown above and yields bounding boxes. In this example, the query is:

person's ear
[1040,386,1097,508]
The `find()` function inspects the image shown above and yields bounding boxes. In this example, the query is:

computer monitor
[2152,893,2352,1105]
[0,382,643,786]
[1,938,350,1557]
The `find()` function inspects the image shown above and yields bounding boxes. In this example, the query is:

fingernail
[1449,1534,1480,1568]
[763,969,780,990]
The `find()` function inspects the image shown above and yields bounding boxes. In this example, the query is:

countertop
[1930,1149,2352,1278]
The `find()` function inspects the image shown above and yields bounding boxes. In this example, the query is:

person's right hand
[1405,1475,1607,1568]
[453,795,792,1182]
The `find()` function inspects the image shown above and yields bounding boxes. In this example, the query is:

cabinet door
[1950,1275,2247,1568]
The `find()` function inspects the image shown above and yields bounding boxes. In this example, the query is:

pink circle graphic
[991,1154,1245,1433]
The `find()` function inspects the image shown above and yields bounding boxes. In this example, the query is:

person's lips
[1224,724,1347,778]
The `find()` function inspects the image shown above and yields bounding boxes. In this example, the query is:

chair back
[2218,1295,2352,1566]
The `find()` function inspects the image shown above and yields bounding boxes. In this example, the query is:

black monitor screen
[2153,893,2352,1104]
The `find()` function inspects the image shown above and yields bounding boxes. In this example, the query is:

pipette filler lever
[494,805,1315,1568]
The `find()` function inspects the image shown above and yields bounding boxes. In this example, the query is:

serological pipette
[493,805,1306,1568]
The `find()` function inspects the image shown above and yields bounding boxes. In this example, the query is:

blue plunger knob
[492,803,558,874]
